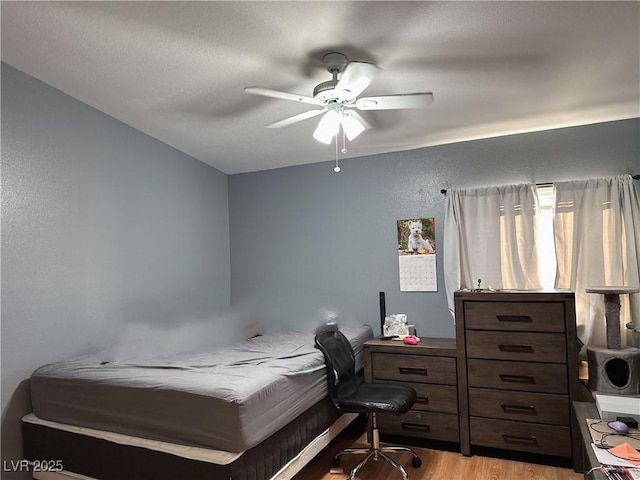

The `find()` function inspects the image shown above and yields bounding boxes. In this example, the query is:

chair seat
[338,383,416,414]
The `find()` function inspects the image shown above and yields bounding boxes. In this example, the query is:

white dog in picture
[407,220,434,253]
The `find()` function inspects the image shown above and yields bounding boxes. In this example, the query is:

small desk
[573,402,607,480]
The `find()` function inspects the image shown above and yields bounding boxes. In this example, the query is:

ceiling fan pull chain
[334,135,341,173]
[341,129,348,154]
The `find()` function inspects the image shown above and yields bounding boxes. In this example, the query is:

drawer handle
[501,434,538,446]
[415,396,430,405]
[496,315,533,323]
[401,422,431,432]
[500,403,537,414]
[498,344,534,353]
[499,374,535,384]
[399,367,428,376]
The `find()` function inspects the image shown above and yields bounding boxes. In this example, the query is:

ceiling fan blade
[355,92,434,110]
[347,110,371,130]
[334,62,381,100]
[244,87,324,106]
[265,109,325,129]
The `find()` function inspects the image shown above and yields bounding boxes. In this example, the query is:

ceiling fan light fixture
[340,112,366,141]
[313,110,341,144]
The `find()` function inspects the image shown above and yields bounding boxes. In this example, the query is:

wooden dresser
[455,290,580,468]
[364,337,459,444]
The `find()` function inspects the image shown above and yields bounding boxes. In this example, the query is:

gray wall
[229,119,639,338]
[1,64,232,475]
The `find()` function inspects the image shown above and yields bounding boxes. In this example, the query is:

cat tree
[585,286,640,395]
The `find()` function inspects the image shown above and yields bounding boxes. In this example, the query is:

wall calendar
[397,217,437,292]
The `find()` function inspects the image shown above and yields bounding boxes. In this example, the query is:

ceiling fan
[244,52,434,145]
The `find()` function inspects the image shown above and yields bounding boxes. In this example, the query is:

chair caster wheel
[411,456,422,468]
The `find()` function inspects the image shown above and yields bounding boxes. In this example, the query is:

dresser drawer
[464,301,565,332]
[374,381,458,414]
[412,383,458,414]
[371,353,457,385]
[378,410,459,442]
[468,359,568,394]
[466,331,567,363]
[470,417,571,457]
[468,388,570,425]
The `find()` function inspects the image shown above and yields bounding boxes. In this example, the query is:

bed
[22,324,374,480]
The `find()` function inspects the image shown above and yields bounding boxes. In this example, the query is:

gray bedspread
[30,325,373,452]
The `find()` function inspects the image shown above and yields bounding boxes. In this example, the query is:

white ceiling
[2,1,639,174]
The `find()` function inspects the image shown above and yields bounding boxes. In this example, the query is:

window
[536,184,557,290]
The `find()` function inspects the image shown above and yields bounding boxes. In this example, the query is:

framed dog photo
[397,217,437,292]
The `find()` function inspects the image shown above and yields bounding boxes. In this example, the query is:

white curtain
[554,175,640,348]
[444,184,543,316]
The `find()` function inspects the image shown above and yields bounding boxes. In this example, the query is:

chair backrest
[314,329,359,410]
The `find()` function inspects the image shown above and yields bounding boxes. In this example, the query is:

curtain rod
[440,174,640,194]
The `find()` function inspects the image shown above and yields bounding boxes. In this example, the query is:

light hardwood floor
[292,431,583,480]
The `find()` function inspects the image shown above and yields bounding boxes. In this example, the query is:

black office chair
[315,329,422,480]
